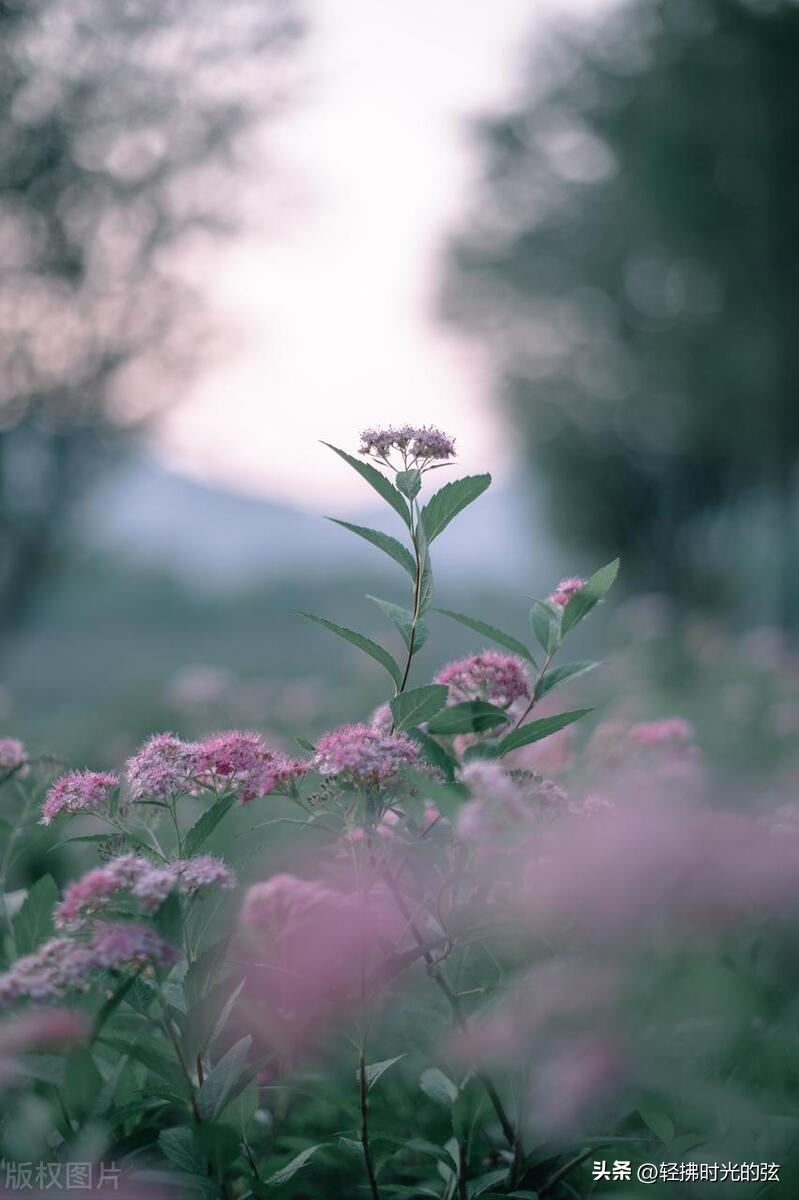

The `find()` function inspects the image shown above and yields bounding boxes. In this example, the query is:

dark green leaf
[356,1053,405,1092]
[529,598,560,655]
[100,1037,186,1092]
[407,730,457,780]
[198,1034,253,1121]
[390,685,448,730]
[469,1169,510,1197]
[435,609,536,665]
[638,1104,674,1145]
[416,520,433,615]
[184,794,235,858]
[428,701,510,736]
[264,1143,324,1186]
[209,979,246,1051]
[13,874,58,954]
[396,468,422,499]
[62,1047,102,1116]
[193,1121,242,1171]
[539,661,598,697]
[323,442,411,527]
[298,612,401,687]
[560,558,620,636]
[154,891,183,946]
[328,519,416,579]
[368,596,428,653]
[420,474,491,542]
[497,709,592,755]
[158,1127,208,1177]
[90,971,144,1045]
[420,1067,459,1107]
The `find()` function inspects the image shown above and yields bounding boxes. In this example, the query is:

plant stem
[359,1045,381,1200]
[395,498,423,701]
[379,862,520,1154]
[512,642,559,731]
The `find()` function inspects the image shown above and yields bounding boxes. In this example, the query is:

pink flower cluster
[126,730,306,804]
[55,853,235,930]
[0,923,177,1005]
[313,723,419,786]
[0,739,27,775]
[359,424,456,462]
[628,717,694,750]
[40,771,119,826]
[548,576,587,607]
[435,651,530,708]
[240,873,337,933]
[0,1009,90,1087]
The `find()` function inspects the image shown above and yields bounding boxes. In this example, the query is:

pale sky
[154,0,595,509]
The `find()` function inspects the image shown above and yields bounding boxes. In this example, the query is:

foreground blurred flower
[55,853,235,930]
[314,723,418,786]
[0,739,27,776]
[40,770,119,825]
[629,717,695,750]
[0,1009,90,1086]
[0,923,177,1005]
[548,576,587,607]
[436,650,530,708]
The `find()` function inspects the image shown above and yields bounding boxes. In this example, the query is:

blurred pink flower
[0,739,27,776]
[435,651,530,708]
[529,1034,628,1136]
[40,770,119,825]
[0,1008,90,1086]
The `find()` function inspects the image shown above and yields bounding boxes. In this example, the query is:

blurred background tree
[0,0,303,637]
[443,0,799,628]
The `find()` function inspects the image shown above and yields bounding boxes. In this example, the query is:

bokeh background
[2,0,798,789]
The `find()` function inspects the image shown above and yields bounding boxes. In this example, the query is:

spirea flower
[548,577,587,607]
[192,730,306,803]
[313,723,419,785]
[435,651,530,708]
[359,424,456,463]
[55,853,236,930]
[0,739,27,775]
[369,703,393,733]
[0,924,176,1005]
[40,770,119,826]
[126,733,196,800]
[459,760,526,815]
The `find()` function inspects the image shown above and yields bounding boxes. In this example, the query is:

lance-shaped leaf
[328,519,416,580]
[299,611,401,687]
[415,517,433,616]
[435,609,536,665]
[407,729,457,780]
[420,1067,459,1107]
[390,685,448,731]
[529,597,561,655]
[497,709,592,756]
[184,793,235,857]
[427,701,510,736]
[420,474,491,542]
[13,874,58,955]
[323,442,411,528]
[368,595,428,653]
[355,1053,406,1092]
[560,558,620,636]
[539,660,599,698]
[197,1034,253,1120]
[264,1144,324,1187]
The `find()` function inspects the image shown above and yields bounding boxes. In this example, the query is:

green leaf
[420,474,491,542]
[420,1067,459,1107]
[427,701,510,736]
[396,468,422,499]
[100,1037,186,1092]
[154,891,183,946]
[560,558,620,636]
[328,520,416,579]
[323,442,411,527]
[198,1034,253,1121]
[264,1143,324,1187]
[416,521,434,615]
[90,970,144,1046]
[356,1053,406,1092]
[407,729,457,780]
[390,685,448,731]
[13,874,58,954]
[469,1169,511,1197]
[208,979,246,1051]
[62,1047,102,1116]
[497,709,592,755]
[435,609,536,665]
[529,598,560,655]
[298,612,401,687]
[184,793,235,858]
[158,1126,208,1177]
[368,596,428,653]
[193,1121,242,1172]
[638,1104,674,1145]
[539,661,598,698]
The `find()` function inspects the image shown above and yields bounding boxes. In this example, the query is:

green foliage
[436,609,536,665]
[497,709,592,756]
[13,874,58,954]
[299,611,401,687]
[322,444,411,528]
[420,475,491,542]
[390,686,448,731]
[328,520,417,580]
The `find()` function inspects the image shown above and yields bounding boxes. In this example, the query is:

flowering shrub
[0,429,795,1197]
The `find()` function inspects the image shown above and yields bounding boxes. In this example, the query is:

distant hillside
[78,457,560,589]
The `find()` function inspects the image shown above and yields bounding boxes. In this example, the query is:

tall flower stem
[511,642,559,731]
[359,1043,381,1200]
[395,496,424,701]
